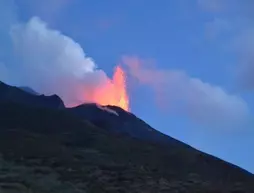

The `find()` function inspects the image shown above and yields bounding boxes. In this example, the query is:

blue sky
[1,0,254,172]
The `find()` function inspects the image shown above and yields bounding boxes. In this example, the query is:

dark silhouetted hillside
[0,81,254,193]
[19,86,39,95]
[0,81,64,109]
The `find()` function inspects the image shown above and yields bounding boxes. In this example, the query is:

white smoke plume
[2,16,112,107]
[122,56,251,130]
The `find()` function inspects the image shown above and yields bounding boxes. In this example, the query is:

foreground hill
[0,81,254,192]
[0,81,64,109]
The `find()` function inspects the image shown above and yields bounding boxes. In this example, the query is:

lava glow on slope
[91,66,130,111]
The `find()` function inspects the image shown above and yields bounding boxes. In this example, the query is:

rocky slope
[0,81,64,109]
[0,81,254,192]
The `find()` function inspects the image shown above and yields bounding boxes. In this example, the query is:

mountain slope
[68,103,187,148]
[0,81,254,192]
[0,81,64,109]
[19,86,39,95]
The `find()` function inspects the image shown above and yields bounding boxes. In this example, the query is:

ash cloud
[123,56,251,130]
[0,16,114,107]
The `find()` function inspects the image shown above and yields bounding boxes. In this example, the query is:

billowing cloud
[0,16,129,109]
[9,17,106,106]
[123,56,251,129]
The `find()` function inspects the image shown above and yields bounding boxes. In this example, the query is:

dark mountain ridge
[19,86,39,95]
[0,81,254,192]
[0,81,64,109]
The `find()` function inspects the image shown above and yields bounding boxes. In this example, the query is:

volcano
[0,80,253,193]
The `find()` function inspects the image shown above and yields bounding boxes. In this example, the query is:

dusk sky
[0,0,254,172]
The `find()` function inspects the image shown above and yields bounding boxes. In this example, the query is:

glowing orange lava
[92,66,130,111]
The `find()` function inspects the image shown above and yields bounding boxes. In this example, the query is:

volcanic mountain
[0,80,253,193]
